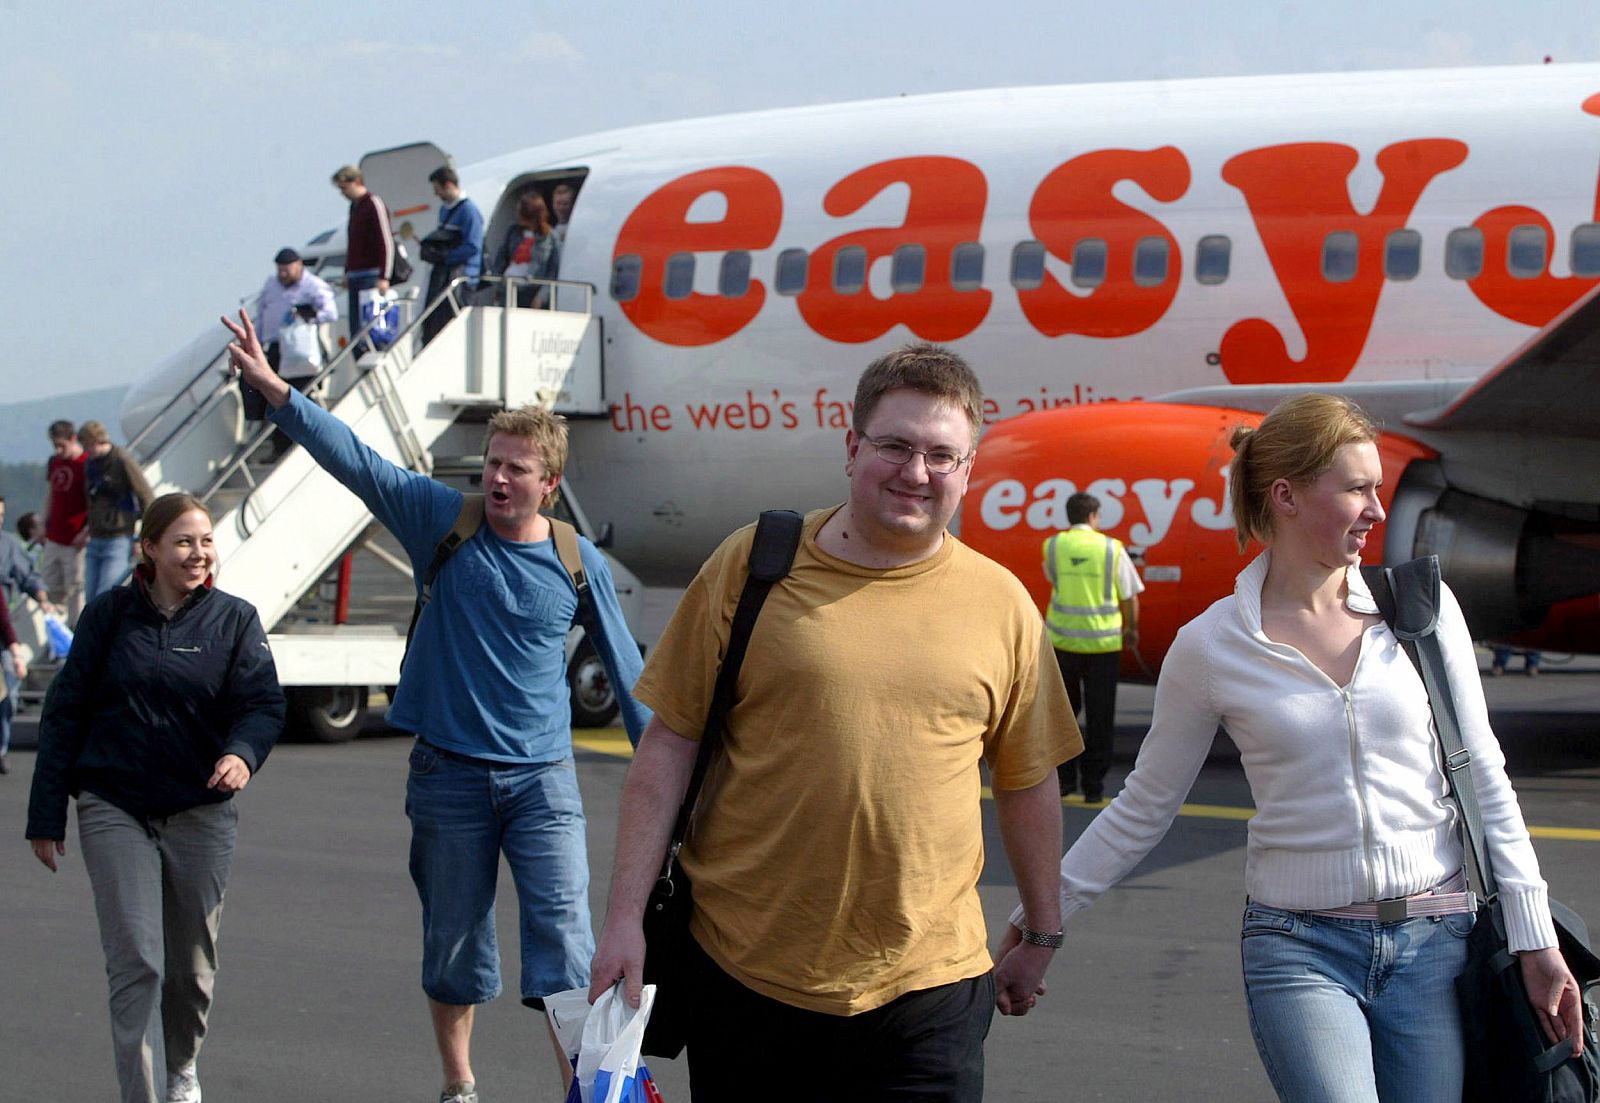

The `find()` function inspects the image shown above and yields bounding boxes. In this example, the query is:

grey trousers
[77,793,238,1103]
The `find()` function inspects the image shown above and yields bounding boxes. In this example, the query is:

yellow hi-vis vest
[1043,528,1125,654]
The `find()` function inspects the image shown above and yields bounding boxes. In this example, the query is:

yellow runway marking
[589,741,1600,841]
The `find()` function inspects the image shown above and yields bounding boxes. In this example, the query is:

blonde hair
[1228,394,1379,552]
[485,406,568,508]
[331,164,363,185]
[77,420,110,445]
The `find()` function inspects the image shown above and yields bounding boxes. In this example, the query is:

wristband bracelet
[1010,918,1065,949]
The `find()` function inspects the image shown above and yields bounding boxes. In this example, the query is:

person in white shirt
[1002,393,1582,1102]
[248,247,337,457]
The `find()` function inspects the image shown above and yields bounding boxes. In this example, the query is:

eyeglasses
[860,435,971,474]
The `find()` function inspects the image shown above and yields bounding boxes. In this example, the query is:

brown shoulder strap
[548,516,603,643]
[547,516,585,587]
[402,493,486,669]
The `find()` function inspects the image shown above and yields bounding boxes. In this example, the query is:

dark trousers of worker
[683,936,994,1102]
[1055,648,1119,794]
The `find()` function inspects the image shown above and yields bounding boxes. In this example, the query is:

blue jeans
[347,270,380,356]
[405,741,593,1006]
[85,536,134,604]
[1241,901,1473,1103]
[1,650,16,756]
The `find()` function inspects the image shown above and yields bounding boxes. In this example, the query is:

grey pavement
[5,583,1599,1099]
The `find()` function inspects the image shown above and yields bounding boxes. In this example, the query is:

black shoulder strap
[402,494,486,669]
[660,509,804,875]
[1364,556,1496,898]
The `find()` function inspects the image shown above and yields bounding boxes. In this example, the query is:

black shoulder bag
[1364,557,1600,1103]
[640,509,803,1059]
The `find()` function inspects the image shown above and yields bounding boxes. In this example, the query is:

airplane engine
[1384,460,1600,644]
[963,403,1434,676]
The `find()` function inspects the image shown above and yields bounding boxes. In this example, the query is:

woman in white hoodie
[1001,393,1581,1102]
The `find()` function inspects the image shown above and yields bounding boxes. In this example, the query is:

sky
[2,0,1598,407]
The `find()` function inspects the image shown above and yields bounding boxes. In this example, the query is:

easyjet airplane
[128,61,1600,677]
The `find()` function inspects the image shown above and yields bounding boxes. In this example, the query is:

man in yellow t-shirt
[590,344,1081,1102]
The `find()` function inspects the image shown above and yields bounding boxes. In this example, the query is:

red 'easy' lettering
[1019,148,1190,338]
[614,167,781,347]
[1466,205,1600,325]
[1467,96,1600,326]
[796,157,991,343]
[1220,140,1467,384]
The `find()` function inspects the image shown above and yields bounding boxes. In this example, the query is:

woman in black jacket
[26,492,284,1103]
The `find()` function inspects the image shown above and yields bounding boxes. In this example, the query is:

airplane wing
[1404,281,1600,438]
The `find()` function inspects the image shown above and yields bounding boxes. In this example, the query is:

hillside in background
[0,386,129,465]
[0,463,47,519]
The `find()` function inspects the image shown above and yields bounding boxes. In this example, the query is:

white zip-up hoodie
[1049,551,1556,952]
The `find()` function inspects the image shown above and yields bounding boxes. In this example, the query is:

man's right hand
[377,278,391,294]
[220,311,291,409]
[588,920,647,1008]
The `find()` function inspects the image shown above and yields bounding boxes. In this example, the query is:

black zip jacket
[26,573,285,840]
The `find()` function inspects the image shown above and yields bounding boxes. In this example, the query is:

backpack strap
[1363,556,1496,898]
[547,516,604,643]
[659,509,804,879]
[402,494,486,669]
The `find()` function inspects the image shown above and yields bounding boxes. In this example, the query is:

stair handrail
[202,276,600,547]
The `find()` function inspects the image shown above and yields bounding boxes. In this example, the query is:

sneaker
[440,1082,478,1103]
[166,1064,201,1103]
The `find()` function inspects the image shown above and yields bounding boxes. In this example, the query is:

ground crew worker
[1044,491,1144,802]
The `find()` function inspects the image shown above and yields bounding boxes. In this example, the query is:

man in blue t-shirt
[223,311,648,1103]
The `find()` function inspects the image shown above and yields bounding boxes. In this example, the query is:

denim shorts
[405,740,594,1006]
[1241,900,1473,1102]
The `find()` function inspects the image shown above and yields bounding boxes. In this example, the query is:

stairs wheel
[288,685,370,743]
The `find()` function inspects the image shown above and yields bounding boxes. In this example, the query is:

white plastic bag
[278,317,323,378]
[546,983,664,1103]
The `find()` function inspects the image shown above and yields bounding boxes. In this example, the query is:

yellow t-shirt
[633,507,1081,1016]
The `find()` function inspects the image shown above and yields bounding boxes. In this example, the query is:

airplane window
[1010,241,1046,290]
[664,253,695,300]
[1507,224,1547,279]
[1133,237,1169,287]
[719,251,752,298]
[1445,228,1483,280]
[775,248,809,295]
[891,245,926,293]
[1071,239,1107,288]
[1194,235,1230,285]
[610,255,642,302]
[951,242,984,290]
[1322,232,1359,282]
[833,246,868,294]
[1572,224,1600,277]
[1385,229,1422,281]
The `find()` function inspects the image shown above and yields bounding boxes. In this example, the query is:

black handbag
[419,222,463,266]
[639,510,803,1060]
[1366,559,1600,1102]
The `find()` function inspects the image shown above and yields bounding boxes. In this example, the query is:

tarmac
[4,595,1599,1100]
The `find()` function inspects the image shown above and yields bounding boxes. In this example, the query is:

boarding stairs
[17,279,607,720]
